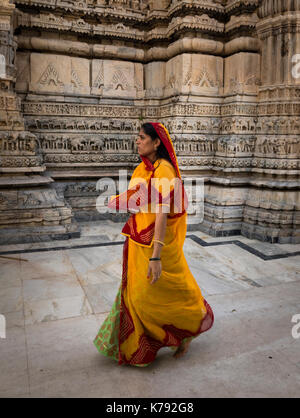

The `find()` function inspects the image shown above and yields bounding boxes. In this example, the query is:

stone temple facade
[0,0,299,244]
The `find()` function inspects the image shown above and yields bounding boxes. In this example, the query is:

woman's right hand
[147,260,162,285]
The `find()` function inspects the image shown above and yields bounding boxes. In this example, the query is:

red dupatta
[142,123,182,179]
[108,123,188,245]
[109,123,187,211]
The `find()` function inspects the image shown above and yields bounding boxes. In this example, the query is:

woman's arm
[147,207,168,285]
[152,209,168,258]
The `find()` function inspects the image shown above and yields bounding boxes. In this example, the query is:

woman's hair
[141,122,173,165]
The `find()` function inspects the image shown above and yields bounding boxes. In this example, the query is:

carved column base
[189,183,245,236]
[241,221,300,244]
[0,223,80,246]
[0,186,80,245]
[241,188,300,244]
[192,217,242,237]
[187,183,300,243]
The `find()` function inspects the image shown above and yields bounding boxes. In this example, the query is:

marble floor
[0,220,299,398]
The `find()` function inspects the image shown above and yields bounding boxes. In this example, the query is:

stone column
[0,0,79,244]
[197,1,261,237]
[242,0,300,243]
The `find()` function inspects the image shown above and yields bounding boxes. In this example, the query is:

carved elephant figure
[230,137,244,153]
[51,120,62,130]
[65,120,76,130]
[101,120,110,130]
[18,131,38,153]
[197,120,209,131]
[27,119,38,129]
[90,137,104,150]
[40,120,51,129]
[77,120,87,130]
[89,121,101,130]
[123,121,133,131]
[224,137,233,152]
[70,137,85,151]
[111,120,122,130]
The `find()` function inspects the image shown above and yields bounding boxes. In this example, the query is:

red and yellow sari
[94,123,214,366]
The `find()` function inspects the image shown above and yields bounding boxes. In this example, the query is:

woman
[93,122,214,366]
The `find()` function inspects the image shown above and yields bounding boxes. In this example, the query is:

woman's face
[136,129,160,158]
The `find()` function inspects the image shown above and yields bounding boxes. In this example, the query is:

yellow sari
[94,123,214,366]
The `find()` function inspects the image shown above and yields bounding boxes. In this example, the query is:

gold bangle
[153,239,165,246]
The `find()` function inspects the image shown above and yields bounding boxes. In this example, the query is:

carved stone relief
[0,0,298,243]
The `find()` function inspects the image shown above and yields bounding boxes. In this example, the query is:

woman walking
[94,122,214,367]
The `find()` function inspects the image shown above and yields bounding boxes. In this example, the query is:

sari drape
[94,123,214,366]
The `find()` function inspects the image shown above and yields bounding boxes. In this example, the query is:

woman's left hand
[147,260,162,285]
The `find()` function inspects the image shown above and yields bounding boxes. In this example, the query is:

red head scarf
[140,123,182,179]
[139,122,188,214]
[108,122,188,214]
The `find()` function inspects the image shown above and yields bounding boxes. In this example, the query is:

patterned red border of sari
[121,210,186,246]
[118,237,134,364]
[128,300,214,365]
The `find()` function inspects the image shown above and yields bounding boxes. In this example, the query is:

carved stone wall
[0,0,299,243]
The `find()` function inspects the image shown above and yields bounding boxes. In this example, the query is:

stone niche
[91,59,144,99]
[30,53,90,95]
[180,54,223,96]
[144,61,166,99]
[224,53,261,96]
[145,54,223,98]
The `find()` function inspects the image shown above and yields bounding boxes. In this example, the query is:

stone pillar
[0,0,79,244]
[241,0,300,243]
[197,2,261,237]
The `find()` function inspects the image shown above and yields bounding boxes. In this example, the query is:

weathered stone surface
[0,0,80,243]
[0,0,299,243]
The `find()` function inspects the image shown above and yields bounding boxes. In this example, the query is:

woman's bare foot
[173,339,192,359]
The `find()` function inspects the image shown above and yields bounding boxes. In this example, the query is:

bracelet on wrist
[153,239,165,246]
[149,257,161,261]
